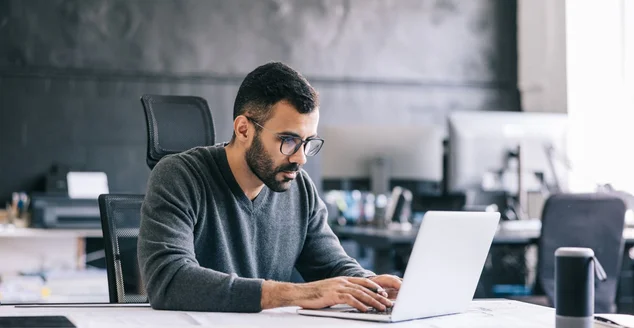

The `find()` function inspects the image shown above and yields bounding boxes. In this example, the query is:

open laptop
[298,211,501,323]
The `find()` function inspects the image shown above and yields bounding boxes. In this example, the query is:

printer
[30,194,101,229]
[29,169,108,229]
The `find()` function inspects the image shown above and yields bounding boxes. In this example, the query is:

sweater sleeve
[137,155,263,312]
[294,172,375,281]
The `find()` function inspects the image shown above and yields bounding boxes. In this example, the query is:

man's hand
[261,277,393,312]
[368,274,402,300]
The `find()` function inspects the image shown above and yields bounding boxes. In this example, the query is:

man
[138,62,401,313]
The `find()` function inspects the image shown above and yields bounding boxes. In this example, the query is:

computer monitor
[447,111,569,194]
[320,125,445,194]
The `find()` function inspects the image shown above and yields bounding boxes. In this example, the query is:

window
[566,0,633,194]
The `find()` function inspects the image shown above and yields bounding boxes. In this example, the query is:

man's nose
[289,147,307,166]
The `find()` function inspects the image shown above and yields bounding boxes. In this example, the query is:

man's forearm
[261,280,297,309]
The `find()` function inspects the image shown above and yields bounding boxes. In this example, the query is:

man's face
[245,101,319,192]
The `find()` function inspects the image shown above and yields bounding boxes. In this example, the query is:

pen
[11,192,19,218]
[372,287,388,298]
[11,192,18,212]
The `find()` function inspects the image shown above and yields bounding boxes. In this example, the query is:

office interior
[1,0,633,317]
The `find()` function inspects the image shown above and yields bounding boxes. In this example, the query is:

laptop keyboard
[344,307,393,315]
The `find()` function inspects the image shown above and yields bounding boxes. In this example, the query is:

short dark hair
[231,62,318,140]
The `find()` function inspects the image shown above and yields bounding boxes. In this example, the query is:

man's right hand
[261,277,393,312]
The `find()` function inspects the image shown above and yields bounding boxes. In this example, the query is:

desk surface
[0,300,553,327]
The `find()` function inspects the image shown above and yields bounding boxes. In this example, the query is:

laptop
[297,211,501,323]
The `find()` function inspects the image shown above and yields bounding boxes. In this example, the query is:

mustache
[277,163,301,173]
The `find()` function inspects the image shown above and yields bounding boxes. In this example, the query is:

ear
[233,115,251,143]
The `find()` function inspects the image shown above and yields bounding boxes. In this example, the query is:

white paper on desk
[595,314,634,328]
[75,311,200,327]
[67,172,109,199]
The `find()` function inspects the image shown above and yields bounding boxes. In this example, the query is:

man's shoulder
[180,144,223,163]
[297,169,313,182]
[295,169,318,195]
[161,144,222,165]
[151,144,224,179]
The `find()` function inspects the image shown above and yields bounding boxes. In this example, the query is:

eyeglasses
[245,117,324,156]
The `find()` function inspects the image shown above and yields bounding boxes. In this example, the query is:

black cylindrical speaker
[555,247,595,328]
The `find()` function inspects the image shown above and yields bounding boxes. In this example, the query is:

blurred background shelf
[0,227,102,238]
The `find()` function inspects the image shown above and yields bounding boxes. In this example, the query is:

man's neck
[224,143,265,201]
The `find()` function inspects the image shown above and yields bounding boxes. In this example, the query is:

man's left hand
[368,275,402,300]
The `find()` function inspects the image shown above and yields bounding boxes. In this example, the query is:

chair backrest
[537,193,627,313]
[140,94,215,169]
[98,194,147,304]
[99,95,215,303]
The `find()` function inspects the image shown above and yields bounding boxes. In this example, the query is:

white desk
[0,300,554,327]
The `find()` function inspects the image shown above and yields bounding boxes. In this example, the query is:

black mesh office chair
[140,94,215,169]
[534,193,627,312]
[98,94,216,303]
[98,194,147,303]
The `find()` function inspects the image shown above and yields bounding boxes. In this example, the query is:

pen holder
[555,247,607,328]
[0,207,8,226]
[4,203,16,225]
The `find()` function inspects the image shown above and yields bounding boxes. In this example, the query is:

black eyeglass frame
[245,116,325,157]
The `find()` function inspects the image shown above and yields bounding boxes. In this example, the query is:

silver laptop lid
[391,211,500,321]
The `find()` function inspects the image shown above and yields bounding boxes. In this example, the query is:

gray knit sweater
[137,145,373,312]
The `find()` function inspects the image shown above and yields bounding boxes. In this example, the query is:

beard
[245,132,300,192]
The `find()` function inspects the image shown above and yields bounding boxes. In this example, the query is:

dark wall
[0,0,518,203]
